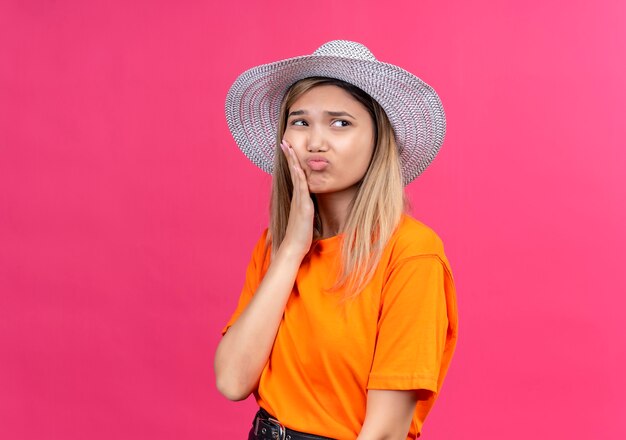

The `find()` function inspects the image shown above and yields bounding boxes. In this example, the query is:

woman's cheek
[284,134,307,156]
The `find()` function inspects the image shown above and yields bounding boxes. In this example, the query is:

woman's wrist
[275,241,308,264]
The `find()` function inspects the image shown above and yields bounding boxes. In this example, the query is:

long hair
[267,77,407,299]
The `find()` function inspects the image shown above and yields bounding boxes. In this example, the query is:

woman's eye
[291,120,307,126]
[331,120,350,127]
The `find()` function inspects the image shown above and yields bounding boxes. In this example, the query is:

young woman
[214,40,458,440]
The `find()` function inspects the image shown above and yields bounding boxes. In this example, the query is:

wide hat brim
[225,40,446,185]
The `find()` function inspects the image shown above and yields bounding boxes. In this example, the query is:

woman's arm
[357,389,430,440]
[214,140,313,401]
[214,245,303,400]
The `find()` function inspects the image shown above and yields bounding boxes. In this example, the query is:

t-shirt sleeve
[367,254,458,393]
[220,229,270,336]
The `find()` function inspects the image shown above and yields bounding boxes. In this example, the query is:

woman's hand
[279,139,314,259]
[215,142,314,399]
[214,140,316,401]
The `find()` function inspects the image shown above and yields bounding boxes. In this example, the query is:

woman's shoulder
[386,213,447,259]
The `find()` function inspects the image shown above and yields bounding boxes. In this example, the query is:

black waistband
[249,408,335,440]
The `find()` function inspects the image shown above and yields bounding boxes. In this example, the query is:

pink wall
[1,0,625,438]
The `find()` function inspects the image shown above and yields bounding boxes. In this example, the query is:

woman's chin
[307,181,341,195]
[308,186,328,195]
[305,176,329,193]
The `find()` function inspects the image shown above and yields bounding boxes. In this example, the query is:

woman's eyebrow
[325,111,355,119]
[287,110,356,119]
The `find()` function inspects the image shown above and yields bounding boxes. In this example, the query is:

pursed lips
[305,157,329,171]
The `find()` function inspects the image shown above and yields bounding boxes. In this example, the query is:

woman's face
[283,85,375,196]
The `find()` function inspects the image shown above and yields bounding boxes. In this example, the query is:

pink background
[1,0,625,438]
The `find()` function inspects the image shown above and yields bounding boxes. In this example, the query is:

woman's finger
[281,140,298,189]
[286,143,305,183]
[281,140,294,169]
[285,153,303,206]
[297,168,309,200]
[290,151,307,202]
[283,141,302,195]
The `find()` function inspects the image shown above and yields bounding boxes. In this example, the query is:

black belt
[249,408,335,440]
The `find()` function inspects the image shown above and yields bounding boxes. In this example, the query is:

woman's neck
[314,186,358,238]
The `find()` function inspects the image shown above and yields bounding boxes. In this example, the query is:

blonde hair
[267,77,408,298]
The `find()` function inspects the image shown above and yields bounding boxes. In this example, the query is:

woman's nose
[306,128,328,152]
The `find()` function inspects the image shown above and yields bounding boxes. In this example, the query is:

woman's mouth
[306,159,329,171]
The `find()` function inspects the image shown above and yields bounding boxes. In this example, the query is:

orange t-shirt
[222,214,458,439]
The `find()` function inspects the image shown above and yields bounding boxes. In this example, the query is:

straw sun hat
[225,40,446,185]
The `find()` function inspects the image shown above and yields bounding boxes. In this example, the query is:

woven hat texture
[225,40,446,185]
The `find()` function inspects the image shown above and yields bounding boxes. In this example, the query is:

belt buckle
[268,417,286,440]
[254,413,286,440]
